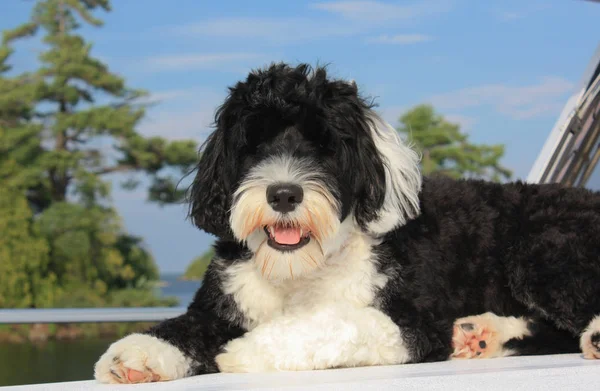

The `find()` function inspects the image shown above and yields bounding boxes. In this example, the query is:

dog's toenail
[479,340,487,349]
[460,323,474,331]
[476,352,481,356]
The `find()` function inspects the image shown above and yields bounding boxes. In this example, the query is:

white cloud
[493,3,552,22]
[167,1,450,44]
[137,89,199,105]
[501,102,565,120]
[145,53,263,71]
[137,89,225,141]
[140,107,216,141]
[445,114,476,131]
[377,106,476,132]
[376,105,406,127]
[311,1,451,22]
[366,34,433,45]
[497,11,525,21]
[428,77,574,119]
[169,17,358,43]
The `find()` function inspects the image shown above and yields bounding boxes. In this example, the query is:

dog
[94,63,600,384]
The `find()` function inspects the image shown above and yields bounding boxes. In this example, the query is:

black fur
[188,63,388,235]
[376,176,600,361]
[138,63,600,375]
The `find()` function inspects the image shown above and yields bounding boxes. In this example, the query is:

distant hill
[182,248,214,281]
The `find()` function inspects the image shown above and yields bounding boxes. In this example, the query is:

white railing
[527,43,600,186]
[0,307,187,324]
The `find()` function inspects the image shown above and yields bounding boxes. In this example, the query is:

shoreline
[0,321,157,344]
[177,276,202,281]
[0,274,198,345]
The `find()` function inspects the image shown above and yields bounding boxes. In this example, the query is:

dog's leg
[451,312,531,359]
[215,306,411,373]
[451,313,581,359]
[94,310,244,384]
[580,315,600,359]
[506,188,600,347]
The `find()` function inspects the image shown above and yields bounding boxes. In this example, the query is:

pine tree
[397,104,512,182]
[0,40,48,210]
[0,0,198,306]
[2,0,198,208]
[0,187,55,309]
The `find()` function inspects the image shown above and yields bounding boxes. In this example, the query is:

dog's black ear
[349,123,389,232]
[316,73,421,235]
[188,128,234,239]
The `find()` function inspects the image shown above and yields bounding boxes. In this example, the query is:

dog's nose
[267,184,304,213]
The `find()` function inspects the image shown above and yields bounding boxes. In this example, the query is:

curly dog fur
[94,63,600,384]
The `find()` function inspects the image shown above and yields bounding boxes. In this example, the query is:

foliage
[397,104,512,182]
[1,0,198,209]
[183,248,214,281]
[0,188,55,308]
[0,0,198,312]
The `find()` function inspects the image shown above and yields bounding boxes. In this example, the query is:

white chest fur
[221,229,388,329]
[216,229,411,373]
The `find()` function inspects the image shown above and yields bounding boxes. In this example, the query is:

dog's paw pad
[96,353,160,384]
[451,316,500,359]
[108,363,160,384]
[94,333,190,384]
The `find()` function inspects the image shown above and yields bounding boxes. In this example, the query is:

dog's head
[189,63,421,279]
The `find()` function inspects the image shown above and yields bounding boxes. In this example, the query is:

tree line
[0,0,197,309]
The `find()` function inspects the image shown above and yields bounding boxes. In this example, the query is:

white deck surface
[2,354,597,391]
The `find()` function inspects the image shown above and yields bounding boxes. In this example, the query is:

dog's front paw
[215,337,275,373]
[94,333,191,384]
[581,316,600,359]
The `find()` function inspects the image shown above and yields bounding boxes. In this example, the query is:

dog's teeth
[269,226,275,236]
[300,228,304,237]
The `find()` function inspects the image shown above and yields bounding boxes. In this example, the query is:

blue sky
[2,0,600,273]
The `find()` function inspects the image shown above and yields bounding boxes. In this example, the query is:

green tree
[0,0,198,308]
[0,188,55,308]
[2,0,198,209]
[0,40,48,210]
[183,248,214,281]
[0,37,55,309]
[113,234,159,289]
[397,104,512,182]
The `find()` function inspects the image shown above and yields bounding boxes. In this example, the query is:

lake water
[157,273,202,306]
[0,275,202,387]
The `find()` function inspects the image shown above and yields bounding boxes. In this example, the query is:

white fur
[219,220,410,371]
[452,312,531,359]
[365,113,422,235]
[230,154,340,280]
[94,333,192,384]
[94,112,423,380]
[216,305,409,372]
[580,315,600,359]
[487,313,531,357]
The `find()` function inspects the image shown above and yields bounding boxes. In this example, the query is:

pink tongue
[273,227,301,245]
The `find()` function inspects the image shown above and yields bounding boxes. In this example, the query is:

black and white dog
[95,63,600,384]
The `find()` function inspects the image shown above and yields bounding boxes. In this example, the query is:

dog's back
[375,175,600,360]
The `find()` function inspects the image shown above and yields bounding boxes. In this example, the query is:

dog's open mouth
[264,224,311,251]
